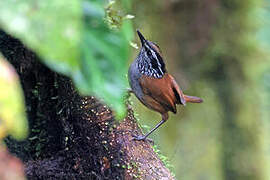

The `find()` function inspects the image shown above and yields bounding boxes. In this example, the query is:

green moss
[153,145,175,178]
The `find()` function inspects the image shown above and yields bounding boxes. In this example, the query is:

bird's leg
[133,113,168,141]
[132,120,165,141]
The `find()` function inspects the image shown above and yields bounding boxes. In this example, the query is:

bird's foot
[132,134,154,144]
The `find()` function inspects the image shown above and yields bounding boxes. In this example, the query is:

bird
[128,30,203,141]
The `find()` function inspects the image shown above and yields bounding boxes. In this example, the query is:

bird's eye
[147,50,152,56]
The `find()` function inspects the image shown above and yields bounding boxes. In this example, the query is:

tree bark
[0,30,175,180]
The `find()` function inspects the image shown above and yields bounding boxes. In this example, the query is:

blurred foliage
[0,0,134,118]
[0,55,28,140]
[0,0,81,74]
[0,146,26,180]
[105,1,134,29]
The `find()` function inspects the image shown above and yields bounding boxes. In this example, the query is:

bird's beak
[137,30,146,46]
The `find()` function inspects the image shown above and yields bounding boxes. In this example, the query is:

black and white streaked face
[138,41,166,78]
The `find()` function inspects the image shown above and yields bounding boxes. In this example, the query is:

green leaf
[0,0,134,118]
[76,1,133,118]
[0,0,82,75]
[0,55,28,140]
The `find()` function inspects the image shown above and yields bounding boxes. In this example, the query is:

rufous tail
[183,95,203,103]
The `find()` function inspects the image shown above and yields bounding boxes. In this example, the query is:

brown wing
[167,74,186,106]
[139,73,181,113]
[140,95,168,114]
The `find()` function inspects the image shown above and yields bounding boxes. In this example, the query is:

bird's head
[136,30,166,78]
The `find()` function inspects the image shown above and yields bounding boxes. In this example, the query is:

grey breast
[128,61,144,100]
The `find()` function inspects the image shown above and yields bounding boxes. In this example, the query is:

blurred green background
[130,0,270,179]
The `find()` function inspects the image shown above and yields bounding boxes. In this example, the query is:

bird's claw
[132,134,154,144]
